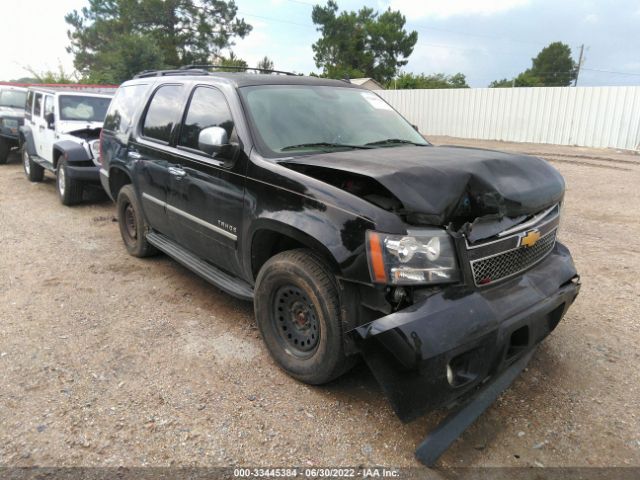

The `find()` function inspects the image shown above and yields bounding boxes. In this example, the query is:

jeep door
[132,84,187,237]
[31,92,49,161]
[166,85,245,276]
[39,95,56,163]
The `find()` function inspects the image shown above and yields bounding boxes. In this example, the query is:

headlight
[366,230,460,285]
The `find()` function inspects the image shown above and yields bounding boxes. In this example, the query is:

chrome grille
[471,229,557,286]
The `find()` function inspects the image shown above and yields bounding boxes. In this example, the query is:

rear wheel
[22,144,43,182]
[116,184,157,257]
[56,158,83,205]
[254,249,354,384]
[0,138,9,164]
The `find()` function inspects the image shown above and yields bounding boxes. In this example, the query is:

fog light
[446,363,454,385]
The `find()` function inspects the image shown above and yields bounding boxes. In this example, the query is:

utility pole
[574,44,584,86]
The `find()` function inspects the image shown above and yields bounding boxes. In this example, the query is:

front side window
[240,85,427,156]
[178,86,234,154]
[33,93,42,117]
[44,96,55,116]
[0,90,27,109]
[25,91,34,115]
[59,95,111,122]
[142,85,184,143]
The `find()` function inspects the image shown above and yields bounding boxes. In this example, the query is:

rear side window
[141,84,183,143]
[103,84,148,134]
[178,86,234,153]
[25,91,34,116]
[33,93,43,117]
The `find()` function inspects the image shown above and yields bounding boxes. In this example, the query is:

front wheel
[57,158,83,205]
[22,144,44,182]
[254,249,354,385]
[116,184,157,257]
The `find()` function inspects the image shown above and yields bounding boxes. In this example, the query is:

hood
[281,145,565,228]
[57,120,103,136]
[0,106,25,118]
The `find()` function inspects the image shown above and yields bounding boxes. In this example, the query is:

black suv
[0,85,27,164]
[100,68,580,461]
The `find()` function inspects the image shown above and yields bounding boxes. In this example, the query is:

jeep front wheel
[0,138,9,164]
[57,158,83,206]
[22,145,44,182]
[254,249,353,385]
[116,184,157,257]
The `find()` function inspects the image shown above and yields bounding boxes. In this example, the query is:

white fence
[376,86,640,151]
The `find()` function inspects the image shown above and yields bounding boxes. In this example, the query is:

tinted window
[104,84,148,134]
[178,87,234,153]
[33,93,43,117]
[59,95,111,122]
[142,85,183,143]
[25,91,34,115]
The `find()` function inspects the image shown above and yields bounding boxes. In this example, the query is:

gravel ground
[0,139,639,469]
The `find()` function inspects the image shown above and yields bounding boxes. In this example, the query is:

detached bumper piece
[354,242,580,466]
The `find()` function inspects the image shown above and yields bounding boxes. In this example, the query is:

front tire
[0,138,9,164]
[57,158,83,205]
[22,144,44,182]
[254,249,353,384]
[116,184,157,257]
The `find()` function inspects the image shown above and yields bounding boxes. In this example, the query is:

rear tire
[116,184,157,257]
[22,144,44,182]
[57,158,84,206]
[254,249,354,385]
[0,138,9,164]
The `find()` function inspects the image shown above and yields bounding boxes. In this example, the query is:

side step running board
[146,231,254,302]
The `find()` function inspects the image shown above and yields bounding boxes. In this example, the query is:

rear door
[166,85,245,276]
[31,92,49,161]
[40,95,56,163]
[132,83,186,237]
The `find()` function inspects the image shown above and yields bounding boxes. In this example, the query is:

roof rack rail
[133,65,297,79]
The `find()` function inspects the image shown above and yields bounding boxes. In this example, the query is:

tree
[489,41,576,87]
[311,1,417,84]
[257,56,274,71]
[24,65,78,84]
[215,51,248,72]
[390,72,469,89]
[65,0,252,83]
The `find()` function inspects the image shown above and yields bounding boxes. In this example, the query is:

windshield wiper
[365,138,426,147]
[280,142,372,152]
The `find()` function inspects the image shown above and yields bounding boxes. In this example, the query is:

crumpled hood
[281,145,565,225]
[57,120,103,135]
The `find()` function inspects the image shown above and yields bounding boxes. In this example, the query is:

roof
[127,71,363,89]
[349,78,384,89]
[25,85,117,95]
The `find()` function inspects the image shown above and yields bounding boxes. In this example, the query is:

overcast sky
[1,0,639,87]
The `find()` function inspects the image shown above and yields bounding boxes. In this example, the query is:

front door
[166,85,245,277]
[133,83,186,238]
[40,95,56,163]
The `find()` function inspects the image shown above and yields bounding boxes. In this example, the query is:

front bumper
[66,164,100,184]
[355,242,580,422]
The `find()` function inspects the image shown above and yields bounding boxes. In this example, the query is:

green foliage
[389,72,469,89]
[311,1,417,84]
[256,56,274,71]
[215,51,248,72]
[489,41,576,87]
[65,0,252,83]
[25,65,78,84]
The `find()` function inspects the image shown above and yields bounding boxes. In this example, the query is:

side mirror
[198,126,228,156]
[45,112,55,129]
[412,124,419,132]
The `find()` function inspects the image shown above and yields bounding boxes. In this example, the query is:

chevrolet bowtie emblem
[519,229,541,248]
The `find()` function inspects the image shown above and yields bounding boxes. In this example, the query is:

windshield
[240,85,427,155]
[59,95,111,122]
[0,90,27,109]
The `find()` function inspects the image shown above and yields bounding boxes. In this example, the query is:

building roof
[349,78,384,89]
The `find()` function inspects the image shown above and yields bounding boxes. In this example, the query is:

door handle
[128,149,142,159]
[168,166,186,177]
[38,126,45,131]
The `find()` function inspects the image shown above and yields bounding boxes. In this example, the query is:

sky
[1,0,640,87]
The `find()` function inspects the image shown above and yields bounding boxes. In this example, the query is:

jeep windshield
[0,90,27,109]
[59,95,111,122]
[240,85,428,156]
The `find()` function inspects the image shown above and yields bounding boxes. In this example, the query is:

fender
[53,140,92,166]
[18,125,37,156]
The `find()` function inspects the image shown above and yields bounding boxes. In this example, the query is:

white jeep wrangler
[20,86,114,205]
